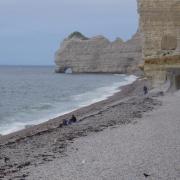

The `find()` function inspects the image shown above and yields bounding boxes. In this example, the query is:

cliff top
[67,31,89,40]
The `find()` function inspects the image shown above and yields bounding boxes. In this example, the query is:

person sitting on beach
[143,86,148,95]
[62,115,77,126]
[63,119,68,126]
[69,115,77,123]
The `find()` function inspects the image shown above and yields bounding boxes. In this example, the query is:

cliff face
[138,0,180,58]
[55,31,142,74]
[138,0,180,86]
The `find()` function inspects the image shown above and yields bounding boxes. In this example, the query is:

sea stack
[55,31,143,74]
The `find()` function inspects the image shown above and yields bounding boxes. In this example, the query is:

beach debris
[4,157,10,163]
[143,173,150,178]
[65,68,73,74]
[58,123,63,128]
[152,91,164,97]
[17,161,31,169]
[132,111,142,118]
[13,173,28,179]
[82,159,86,164]
[54,138,57,143]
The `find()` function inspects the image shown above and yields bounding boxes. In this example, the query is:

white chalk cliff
[55,31,142,74]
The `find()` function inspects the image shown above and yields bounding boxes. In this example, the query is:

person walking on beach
[143,86,148,95]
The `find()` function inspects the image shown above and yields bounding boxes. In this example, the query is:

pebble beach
[0,79,179,180]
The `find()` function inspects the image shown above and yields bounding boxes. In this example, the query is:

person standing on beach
[143,86,148,95]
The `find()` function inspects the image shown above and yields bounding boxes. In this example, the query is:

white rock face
[55,31,142,74]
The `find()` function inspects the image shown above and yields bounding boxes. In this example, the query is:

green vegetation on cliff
[68,31,89,40]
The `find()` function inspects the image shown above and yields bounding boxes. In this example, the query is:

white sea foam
[74,75,136,103]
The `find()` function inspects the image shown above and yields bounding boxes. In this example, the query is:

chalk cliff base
[144,55,180,87]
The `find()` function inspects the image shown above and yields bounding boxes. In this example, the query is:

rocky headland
[55,31,143,74]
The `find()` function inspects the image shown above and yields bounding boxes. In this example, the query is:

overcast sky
[0,0,138,65]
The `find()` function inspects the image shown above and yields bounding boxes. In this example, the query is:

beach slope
[26,91,180,180]
[0,81,179,179]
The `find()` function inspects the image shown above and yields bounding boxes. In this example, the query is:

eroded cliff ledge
[55,31,142,74]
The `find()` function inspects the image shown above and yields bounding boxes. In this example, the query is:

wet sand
[0,78,165,179]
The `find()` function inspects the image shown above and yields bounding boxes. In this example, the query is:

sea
[0,66,137,135]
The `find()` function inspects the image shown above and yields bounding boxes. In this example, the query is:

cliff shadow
[167,68,180,91]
